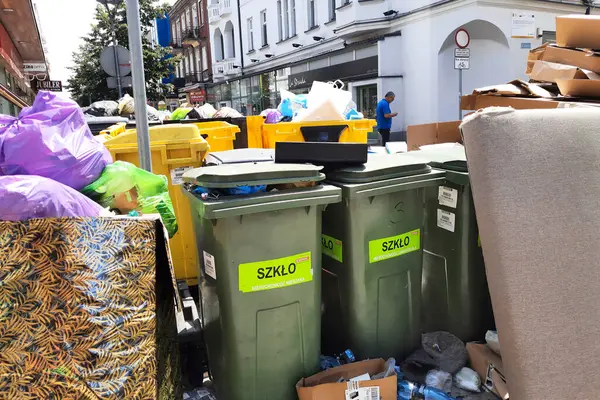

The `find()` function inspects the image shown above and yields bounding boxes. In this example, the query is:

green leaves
[67,0,179,105]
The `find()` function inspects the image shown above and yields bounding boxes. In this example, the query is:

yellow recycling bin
[103,124,210,283]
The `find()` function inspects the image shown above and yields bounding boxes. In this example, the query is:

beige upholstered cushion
[461,107,600,400]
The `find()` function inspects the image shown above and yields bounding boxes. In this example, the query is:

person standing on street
[376,92,398,146]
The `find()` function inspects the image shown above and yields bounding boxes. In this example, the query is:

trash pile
[463,14,600,111]
[0,90,178,237]
[83,93,168,122]
[170,102,243,121]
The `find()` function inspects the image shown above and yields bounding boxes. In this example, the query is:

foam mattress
[460,107,600,400]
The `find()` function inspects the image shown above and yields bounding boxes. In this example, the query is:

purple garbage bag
[0,175,106,221]
[265,110,282,124]
[0,91,112,190]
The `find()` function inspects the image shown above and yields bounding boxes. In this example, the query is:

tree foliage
[67,0,179,105]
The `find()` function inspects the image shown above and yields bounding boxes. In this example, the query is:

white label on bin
[203,251,217,280]
[345,386,380,400]
[437,209,456,232]
[438,186,458,208]
[170,166,194,185]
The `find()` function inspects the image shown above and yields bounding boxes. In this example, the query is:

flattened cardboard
[460,95,560,111]
[296,359,397,400]
[472,79,553,98]
[527,44,600,74]
[406,121,461,151]
[467,343,509,400]
[556,79,600,98]
[556,15,600,50]
[529,60,600,83]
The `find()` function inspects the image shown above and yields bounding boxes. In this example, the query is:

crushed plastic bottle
[398,380,457,400]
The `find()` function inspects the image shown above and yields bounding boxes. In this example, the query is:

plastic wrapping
[82,161,178,238]
[422,332,468,374]
[0,217,181,399]
[0,91,112,190]
[0,175,107,220]
[453,367,481,392]
[171,107,193,120]
[118,93,135,116]
[86,100,119,117]
[213,107,243,118]
[485,330,501,355]
[425,370,453,393]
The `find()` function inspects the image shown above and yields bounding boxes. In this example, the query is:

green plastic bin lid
[204,149,275,166]
[413,146,468,172]
[183,162,325,188]
[326,153,432,184]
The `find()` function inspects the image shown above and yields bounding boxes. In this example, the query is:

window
[171,26,176,44]
[291,0,296,35]
[308,0,316,28]
[247,17,254,51]
[195,47,201,75]
[329,0,336,21]
[283,0,289,39]
[199,0,205,26]
[261,10,268,46]
[277,1,283,41]
[192,3,199,29]
[202,46,208,71]
[186,8,192,29]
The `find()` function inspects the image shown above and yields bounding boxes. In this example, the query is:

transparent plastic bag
[171,107,193,121]
[82,161,178,237]
[454,367,481,392]
[118,93,135,116]
[425,369,453,393]
[485,330,501,356]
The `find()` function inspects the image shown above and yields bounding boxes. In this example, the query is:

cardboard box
[556,15,600,50]
[472,79,553,98]
[459,94,600,111]
[527,44,600,74]
[466,343,509,400]
[529,60,600,83]
[406,121,461,151]
[296,359,397,400]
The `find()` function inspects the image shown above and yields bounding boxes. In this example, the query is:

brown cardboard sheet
[467,343,509,400]
[556,15,600,50]
[406,121,461,151]
[527,44,600,74]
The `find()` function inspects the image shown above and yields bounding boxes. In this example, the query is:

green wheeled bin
[182,163,341,400]
[418,146,494,342]
[321,154,446,360]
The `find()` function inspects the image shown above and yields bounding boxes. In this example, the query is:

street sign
[100,45,132,77]
[454,57,470,70]
[36,80,62,92]
[107,76,133,88]
[455,28,470,49]
[455,48,470,57]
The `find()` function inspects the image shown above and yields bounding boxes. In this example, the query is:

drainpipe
[236,0,245,73]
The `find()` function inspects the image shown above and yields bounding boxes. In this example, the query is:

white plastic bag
[196,103,217,118]
[294,98,344,122]
[307,80,353,116]
[425,369,453,393]
[118,94,135,116]
[454,367,481,392]
[485,330,501,356]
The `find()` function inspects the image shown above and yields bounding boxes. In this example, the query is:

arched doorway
[213,28,224,61]
[224,21,235,59]
[437,19,510,122]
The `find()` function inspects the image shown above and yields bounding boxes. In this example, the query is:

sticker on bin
[438,186,458,208]
[170,166,195,185]
[369,229,420,263]
[238,252,312,293]
[345,386,380,400]
[437,209,456,232]
[322,234,343,263]
[203,251,217,280]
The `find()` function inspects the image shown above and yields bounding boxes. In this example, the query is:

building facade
[169,0,213,105]
[205,0,591,132]
[0,1,46,116]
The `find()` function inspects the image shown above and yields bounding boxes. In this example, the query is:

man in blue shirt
[376,92,398,146]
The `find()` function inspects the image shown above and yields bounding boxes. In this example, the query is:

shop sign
[24,62,47,72]
[36,80,62,92]
[288,56,378,90]
[190,89,206,102]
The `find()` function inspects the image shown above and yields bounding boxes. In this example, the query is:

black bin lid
[326,153,432,184]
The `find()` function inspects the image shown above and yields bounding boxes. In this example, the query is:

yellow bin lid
[104,124,209,150]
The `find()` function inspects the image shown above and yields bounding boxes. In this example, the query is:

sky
[34,0,177,86]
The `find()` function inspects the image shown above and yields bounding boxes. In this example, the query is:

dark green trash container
[418,146,494,342]
[321,154,446,360]
[182,163,341,400]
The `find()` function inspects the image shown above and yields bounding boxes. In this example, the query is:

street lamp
[96,0,152,172]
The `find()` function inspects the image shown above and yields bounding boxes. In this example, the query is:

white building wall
[209,0,242,82]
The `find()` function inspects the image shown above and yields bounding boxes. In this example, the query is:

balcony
[209,4,220,24]
[212,59,238,78]
[185,73,199,85]
[183,28,201,45]
[219,0,231,16]
[169,40,184,54]
[172,77,186,89]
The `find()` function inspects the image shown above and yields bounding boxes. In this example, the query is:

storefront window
[356,84,378,120]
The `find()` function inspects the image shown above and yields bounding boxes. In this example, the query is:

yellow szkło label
[321,234,343,263]
[238,252,312,293]
[368,229,421,263]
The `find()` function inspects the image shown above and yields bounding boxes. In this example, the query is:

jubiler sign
[36,80,62,92]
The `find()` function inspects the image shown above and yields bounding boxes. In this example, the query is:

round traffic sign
[455,28,470,49]
[100,45,132,77]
